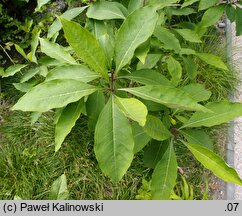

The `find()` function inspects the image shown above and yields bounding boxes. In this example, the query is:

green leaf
[119,85,209,112]
[128,0,144,14]
[13,82,35,92]
[226,5,236,22]
[14,44,28,60]
[144,140,167,168]
[87,1,127,20]
[167,56,182,86]
[182,56,197,80]
[137,54,162,70]
[0,67,4,76]
[20,67,40,83]
[181,83,211,102]
[13,195,23,200]
[39,38,76,65]
[55,100,84,152]
[153,26,181,53]
[151,141,177,199]
[115,96,148,127]
[27,29,40,63]
[30,112,42,125]
[149,0,179,6]
[184,143,242,186]
[179,48,196,55]
[36,0,51,11]
[39,65,48,77]
[12,79,98,112]
[94,96,134,182]
[144,115,171,141]
[120,69,171,86]
[168,7,195,16]
[236,7,242,36]
[49,174,69,200]
[2,64,27,78]
[141,99,165,112]
[92,21,114,69]
[86,91,105,131]
[115,6,158,73]
[182,0,200,8]
[199,0,219,11]
[46,65,100,82]
[60,18,108,79]
[181,101,242,128]
[200,5,225,27]
[135,40,150,64]
[48,7,88,38]
[195,53,228,70]
[132,122,151,154]
[175,29,202,43]
[181,130,213,150]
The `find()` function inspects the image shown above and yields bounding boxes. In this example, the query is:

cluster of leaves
[1,0,242,200]
[0,0,82,66]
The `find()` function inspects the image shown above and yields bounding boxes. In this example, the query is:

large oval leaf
[182,56,197,80]
[132,122,151,154]
[151,141,177,199]
[87,1,128,20]
[46,65,100,82]
[154,26,181,53]
[39,38,76,65]
[60,18,108,79]
[92,20,115,69]
[199,0,219,11]
[144,140,166,169]
[181,83,211,102]
[144,115,171,141]
[200,5,225,27]
[195,53,228,70]
[185,143,242,186]
[180,130,213,150]
[86,90,105,131]
[181,101,242,128]
[115,6,158,73]
[55,100,84,152]
[115,96,148,126]
[12,79,98,112]
[94,96,134,182]
[167,56,182,86]
[119,85,209,112]
[175,28,202,43]
[137,53,162,70]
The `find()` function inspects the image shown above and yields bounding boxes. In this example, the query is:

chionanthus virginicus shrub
[1,0,242,199]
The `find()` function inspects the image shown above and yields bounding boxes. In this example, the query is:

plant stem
[110,69,115,94]
[0,44,15,64]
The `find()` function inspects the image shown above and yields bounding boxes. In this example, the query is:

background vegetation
[0,0,241,200]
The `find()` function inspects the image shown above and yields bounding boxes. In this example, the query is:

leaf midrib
[90,8,125,19]
[181,110,236,128]
[187,144,242,184]
[26,88,96,102]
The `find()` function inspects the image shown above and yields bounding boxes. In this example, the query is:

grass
[0,91,149,199]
